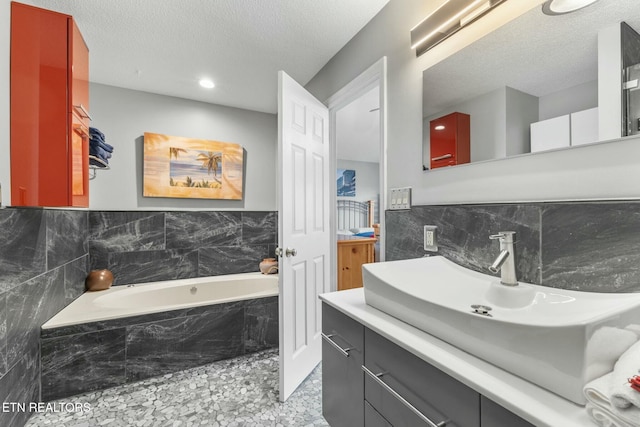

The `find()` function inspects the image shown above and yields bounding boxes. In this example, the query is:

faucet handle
[489,231,516,241]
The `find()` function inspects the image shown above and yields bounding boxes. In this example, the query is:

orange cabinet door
[69,19,90,207]
[429,112,470,170]
[10,3,89,207]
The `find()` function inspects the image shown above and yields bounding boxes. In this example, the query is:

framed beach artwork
[143,132,243,200]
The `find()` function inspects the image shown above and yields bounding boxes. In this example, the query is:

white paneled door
[277,71,330,402]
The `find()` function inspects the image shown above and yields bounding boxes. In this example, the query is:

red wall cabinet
[10,2,90,207]
[429,112,470,170]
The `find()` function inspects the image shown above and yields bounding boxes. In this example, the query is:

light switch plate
[390,187,412,210]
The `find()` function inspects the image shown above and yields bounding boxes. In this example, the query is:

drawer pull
[362,365,448,427]
[431,153,453,161]
[73,104,92,120]
[322,333,353,357]
[73,123,90,139]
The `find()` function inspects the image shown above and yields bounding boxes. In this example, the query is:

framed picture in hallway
[143,132,244,200]
[337,168,356,197]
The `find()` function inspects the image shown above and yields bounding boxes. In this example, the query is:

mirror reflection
[422,0,640,171]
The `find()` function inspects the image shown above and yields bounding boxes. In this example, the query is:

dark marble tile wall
[0,208,89,427]
[386,201,640,292]
[88,211,277,285]
[40,296,278,401]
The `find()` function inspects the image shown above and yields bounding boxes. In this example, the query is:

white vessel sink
[362,256,640,405]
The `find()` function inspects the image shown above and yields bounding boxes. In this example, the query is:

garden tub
[40,272,279,401]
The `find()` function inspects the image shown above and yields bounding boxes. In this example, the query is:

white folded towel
[584,372,640,427]
[586,326,638,383]
[610,340,640,411]
[625,324,640,339]
[586,403,636,427]
[585,372,614,408]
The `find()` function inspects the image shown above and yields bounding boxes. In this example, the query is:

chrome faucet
[488,231,518,286]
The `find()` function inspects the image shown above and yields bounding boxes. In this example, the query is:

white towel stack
[583,332,640,427]
[586,326,638,383]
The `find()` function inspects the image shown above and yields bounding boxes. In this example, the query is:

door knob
[275,247,283,257]
[285,247,297,257]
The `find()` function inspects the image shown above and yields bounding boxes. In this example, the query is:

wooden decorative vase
[85,269,114,291]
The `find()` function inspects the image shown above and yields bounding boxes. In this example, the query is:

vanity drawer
[365,400,392,427]
[364,328,480,427]
[322,304,364,427]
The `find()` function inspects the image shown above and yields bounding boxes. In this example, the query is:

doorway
[326,57,387,291]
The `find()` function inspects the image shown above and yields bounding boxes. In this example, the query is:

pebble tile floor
[26,349,328,427]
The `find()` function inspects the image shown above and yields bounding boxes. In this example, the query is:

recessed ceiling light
[199,78,215,89]
[542,0,600,15]
[435,125,446,130]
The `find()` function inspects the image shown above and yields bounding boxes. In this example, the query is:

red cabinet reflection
[429,112,470,170]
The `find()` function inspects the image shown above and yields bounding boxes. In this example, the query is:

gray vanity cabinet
[364,328,480,427]
[365,401,393,427]
[480,396,535,427]
[321,304,364,427]
[321,302,534,427]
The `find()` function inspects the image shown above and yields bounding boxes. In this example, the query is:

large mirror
[422,0,640,171]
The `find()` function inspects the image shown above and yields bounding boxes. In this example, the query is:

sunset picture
[143,132,243,199]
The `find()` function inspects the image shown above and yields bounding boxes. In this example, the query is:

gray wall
[539,80,598,121]
[0,208,89,427]
[89,83,277,211]
[423,86,538,165]
[306,0,640,204]
[424,87,505,164]
[337,159,379,203]
[505,87,538,156]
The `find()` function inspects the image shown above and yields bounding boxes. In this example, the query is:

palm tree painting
[196,151,222,180]
[143,132,243,200]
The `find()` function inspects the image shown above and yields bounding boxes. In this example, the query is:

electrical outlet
[424,225,438,252]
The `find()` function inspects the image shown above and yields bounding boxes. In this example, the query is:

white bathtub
[43,272,279,329]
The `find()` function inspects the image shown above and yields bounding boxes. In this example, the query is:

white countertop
[319,288,593,427]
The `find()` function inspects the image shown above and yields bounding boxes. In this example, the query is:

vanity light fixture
[199,78,215,89]
[541,0,600,15]
[411,0,509,57]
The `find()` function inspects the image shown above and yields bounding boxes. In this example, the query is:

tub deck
[43,272,278,329]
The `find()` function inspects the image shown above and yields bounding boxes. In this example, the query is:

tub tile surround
[40,296,278,401]
[0,209,48,292]
[386,201,640,292]
[0,208,89,427]
[0,208,276,426]
[88,210,278,285]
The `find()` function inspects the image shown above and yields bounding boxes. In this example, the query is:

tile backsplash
[88,211,278,285]
[0,208,276,426]
[386,201,640,292]
[0,208,89,427]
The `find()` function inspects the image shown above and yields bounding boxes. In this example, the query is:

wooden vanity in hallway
[337,236,376,291]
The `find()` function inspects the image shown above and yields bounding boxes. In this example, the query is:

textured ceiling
[24,0,389,114]
[423,0,640,118]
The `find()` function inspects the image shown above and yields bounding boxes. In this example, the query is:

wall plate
[390,187,411,210]
[424,225,438,252]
